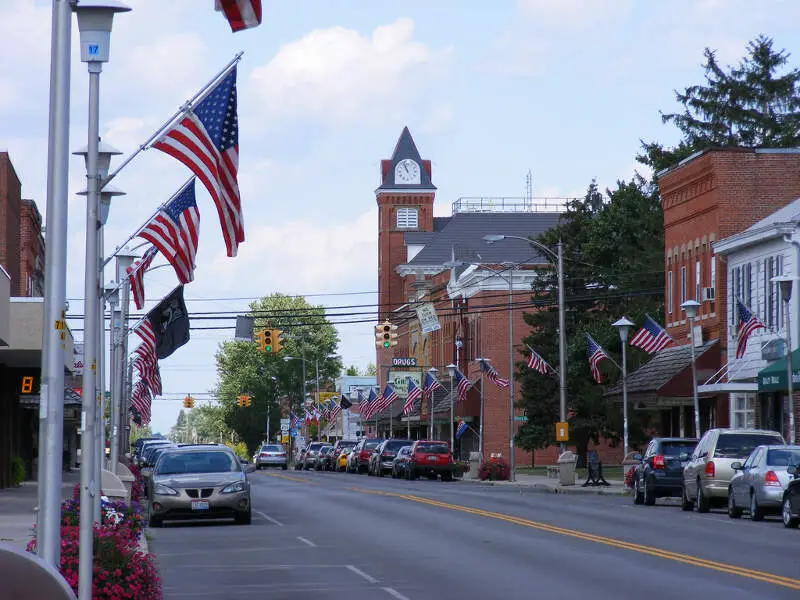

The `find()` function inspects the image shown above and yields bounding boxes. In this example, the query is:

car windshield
[321,447,333,455]
[156,451,240,475]
[385,440,412,452]
[398,447,411,456]
[263,445,283,452]
[661,442,697,457]
[714,434,784,458]
[416,442,449,454]
[766,448,800,466]
[365,439,384,450]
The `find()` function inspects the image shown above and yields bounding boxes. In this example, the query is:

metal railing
[451,196,574,215]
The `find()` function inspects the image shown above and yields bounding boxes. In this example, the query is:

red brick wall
[19,199,44,296]
[0,153,22,292]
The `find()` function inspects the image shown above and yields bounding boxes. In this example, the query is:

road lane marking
[297,536,316,547]
[255,510,283,526]
[261,472,318,484]
[346,565,378,583]
[382,587,410,600]
[350,487,800,592]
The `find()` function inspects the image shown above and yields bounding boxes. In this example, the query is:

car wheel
[391,468,397,479]
[681,483,694,511]
[643,479,656,506]
[377,467,384,477]
[255,464,261,470]
[235,509,252,525]
[632,478,644,505]
[442,472,453,482]
[695,481,710,513]
[727,489,742,519]
[782,496,799,528]
[750,491,764,521]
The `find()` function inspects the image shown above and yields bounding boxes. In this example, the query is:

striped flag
[456,419,468,440]
[453,368,472,403]
[329,402,341,422]
[131,380,152,425]
[736,300,766,359]
[126,246,158,311]
[138,179,200,284]
[215,0,262,32]
[526,345,551,375]
[422,372,441,399]
[630,315,673,354]
[290,411,299,429]
[374,384,398,415]
[480,360,510,389]
[586,334,610,384]
[133,346,161,396]
[153,67,244,257]
[135,320,157,355]
[404,377,422,416]
[361,389,378,421]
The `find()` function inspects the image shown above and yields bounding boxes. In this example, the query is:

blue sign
[88,44,99,56]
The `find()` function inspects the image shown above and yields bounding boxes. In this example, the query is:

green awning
[757,348,800,391]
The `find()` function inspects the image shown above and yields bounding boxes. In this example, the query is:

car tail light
[278,452,286,457]
[764,470,781,487]
[704,461,715,478]
[360,450,369,459]
[382,452,393,458]
[651,455,665,469]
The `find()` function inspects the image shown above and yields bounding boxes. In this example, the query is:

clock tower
[376,127,436,322]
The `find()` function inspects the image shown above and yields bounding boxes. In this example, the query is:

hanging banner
[416,302,441,334]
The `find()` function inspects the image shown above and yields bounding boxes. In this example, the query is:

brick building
[608,148,800,440]
[373,128,582,464]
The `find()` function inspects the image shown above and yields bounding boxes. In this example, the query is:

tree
[345,365,360,376]
[129,423,153,446]
[364,363,377,376]
[214,293,342,453]
[640,35,800,172]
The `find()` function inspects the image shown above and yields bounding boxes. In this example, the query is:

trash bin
[557,451,578,486]
[468,451,483,480]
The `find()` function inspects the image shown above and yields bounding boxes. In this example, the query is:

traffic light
[375,320,398,348]
[183,395,194,409]
[263,329,274,353]
[255,329,267,352]
[272,329,284,354]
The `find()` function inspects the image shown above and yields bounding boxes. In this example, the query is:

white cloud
[249,18,449,124]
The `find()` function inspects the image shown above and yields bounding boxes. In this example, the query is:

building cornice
[713,222,796,255]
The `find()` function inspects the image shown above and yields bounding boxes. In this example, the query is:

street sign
[513,416,528,422]
[415,302,441,334]
[555,421,569,442]
[280,418,290,426]
[281,434,289,444]
[234,315,254,341]
[317,392,339,403]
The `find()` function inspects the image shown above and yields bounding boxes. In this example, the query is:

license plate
[428,456,438,461]
[191,500,209,511]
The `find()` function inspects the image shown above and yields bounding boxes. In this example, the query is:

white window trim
[667,270,673,314]
[680,266,686,304]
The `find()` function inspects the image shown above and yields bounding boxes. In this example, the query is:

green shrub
[11,456,25,487]
[225,441,249,460]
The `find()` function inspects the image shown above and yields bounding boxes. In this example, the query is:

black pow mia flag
[148,285,190,359]
[340,395,352,410]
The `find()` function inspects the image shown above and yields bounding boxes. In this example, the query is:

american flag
[374,384,398,415]
[133,346,162,396]
[131,380,152,425]
[126,246,158,311]
[422,372,441,399]
[630,315,673,354]
[215,0,262,32]
[586,334,610,384]
[481,361,510,389]
[404,377,422,416]
[361,389,378,421]
[135,319,157,352]
[454,368,472,403]
[329,402,341,422]
[526,345,551,375]
[456,419,468,440]
[153,67,244,257]
[138,179,200,284]
[736,299,766,359]
[290,411,299,428]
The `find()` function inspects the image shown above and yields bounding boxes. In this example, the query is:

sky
[2,0,800,434]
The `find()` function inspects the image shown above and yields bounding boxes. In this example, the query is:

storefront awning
[757,348,800,392]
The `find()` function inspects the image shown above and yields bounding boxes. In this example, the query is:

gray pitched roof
[745,196,800,231]
[376,127,437,191]
[404,212,561,267]
[404,231,437,245]
[604,340,718,396]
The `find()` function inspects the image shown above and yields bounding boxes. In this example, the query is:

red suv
[347,438,384,474]
[407,440,455,481]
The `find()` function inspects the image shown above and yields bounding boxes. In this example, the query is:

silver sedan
[728,445,800,521]
[254,444,288,470]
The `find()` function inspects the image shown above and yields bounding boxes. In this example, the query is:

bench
[546,464,560,479]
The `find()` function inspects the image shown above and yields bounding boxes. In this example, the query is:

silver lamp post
[110,249,136,469]
[475,357,490,455]
[446,364,457,451]
[612,317,634,459]
[73,3,130,599]
[485,234,567,453]
[681,300,702,438]
[773,275,798,444]
[427,367,438,439]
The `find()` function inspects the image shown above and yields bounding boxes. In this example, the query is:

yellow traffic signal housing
[375,320,398,348]
[263,329,274,353]
[388,322,398,347]
[245,395,252,407]
[272,329,284,354]
[237,394,251,407]
[254,329,267,352]
[184,395,194,409]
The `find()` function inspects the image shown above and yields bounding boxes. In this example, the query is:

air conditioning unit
[702,287,715,302]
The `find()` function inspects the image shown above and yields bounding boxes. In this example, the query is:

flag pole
[103,176,194,268]
[101,52,243,188]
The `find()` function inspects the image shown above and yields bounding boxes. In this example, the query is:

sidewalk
[469,473,630,495]
[0,471,80,551]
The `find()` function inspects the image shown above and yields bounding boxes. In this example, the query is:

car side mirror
[730,461,742,471]
[632,453,642,462]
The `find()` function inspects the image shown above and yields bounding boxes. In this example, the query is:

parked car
[782,464,800,528]
[331,440,358,464]
[133,436,165,461]
[728,445,800,520]
[369,439,413,476]
[632,437,697,506]
[682,428,786,512]
[148,446,255,527]
[406,440,456,481]
[315,445,335,471]
[347,438,384,474]
[254,444,288,470]
[391,446,412,478]
[302,442,328,470]
[336,448,351,472]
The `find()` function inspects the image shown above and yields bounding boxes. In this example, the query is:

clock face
[395,159,421,185]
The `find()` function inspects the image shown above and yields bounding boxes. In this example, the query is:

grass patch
[516,465,626,480]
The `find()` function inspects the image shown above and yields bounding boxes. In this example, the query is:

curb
[467,479,630,496]
[138,530,150,555]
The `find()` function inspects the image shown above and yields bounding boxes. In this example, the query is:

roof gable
[377,127,436,191]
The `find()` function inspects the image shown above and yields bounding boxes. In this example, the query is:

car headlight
[153,484,178,496]
[221,481,246,494]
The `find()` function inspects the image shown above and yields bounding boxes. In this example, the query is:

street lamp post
[612,317,634,459]
[110,249,136,470]
[774,276,798,444]
[681,300,702,438]
[73,3,130,598]
[446,364,456,451]
[427,368,438,439]
[475,358,489,455]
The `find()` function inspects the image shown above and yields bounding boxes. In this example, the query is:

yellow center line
[349,487,800,591]
[260,472,318,485]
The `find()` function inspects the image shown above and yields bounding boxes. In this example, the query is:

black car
[369,439,413,476]
[632,437,698,506]
[782,464,800,528]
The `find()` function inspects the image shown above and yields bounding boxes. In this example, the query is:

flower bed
[478,456,510,481]
[624,465,637,489]
[27,473,161,599]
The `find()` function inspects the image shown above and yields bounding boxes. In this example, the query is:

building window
[695,260,701,303]
[396,207,418,229]
[680,266,686,305]
[667,270,673,315]
[731,394,755,429]
[767,256,776,329]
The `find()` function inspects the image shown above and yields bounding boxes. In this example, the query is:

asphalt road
[149,469,800,600]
